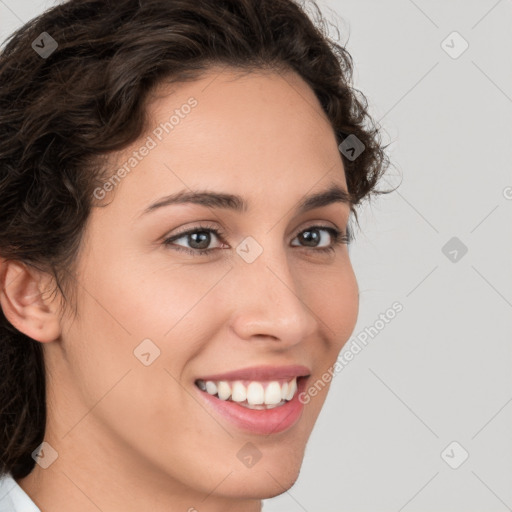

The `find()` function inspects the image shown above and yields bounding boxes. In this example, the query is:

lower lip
[195,377,309,435]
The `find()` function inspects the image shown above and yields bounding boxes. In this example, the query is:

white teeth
[217,381,231,401]
[281,381,289,400]
[265,381,283,405]
[285,378,297,401]
[246,382,265,405]
[205,381,217,395]
[231,381,247,402]
[197,376,300,406]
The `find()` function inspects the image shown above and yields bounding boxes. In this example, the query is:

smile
[193,366,311,435]
[195,377,299,410]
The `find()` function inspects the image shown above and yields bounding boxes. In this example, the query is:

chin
[234,445,306,498]
[222,464,303,500]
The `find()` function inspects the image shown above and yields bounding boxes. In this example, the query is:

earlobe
[0,258,62,343]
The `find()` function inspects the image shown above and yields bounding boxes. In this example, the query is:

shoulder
[0,473,41,512]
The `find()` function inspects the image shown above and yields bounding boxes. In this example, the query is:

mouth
[194,375,305,410]
[193,365,311,435]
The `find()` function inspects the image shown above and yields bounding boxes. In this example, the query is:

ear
[0,258,62,343]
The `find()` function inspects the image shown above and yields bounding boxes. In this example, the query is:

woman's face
[44,67,359,505]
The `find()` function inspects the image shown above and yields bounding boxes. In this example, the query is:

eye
[291,225,350,253]
[162,223,351,257]
[163,223,226,256]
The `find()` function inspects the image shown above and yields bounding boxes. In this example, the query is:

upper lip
[196,364,311,382]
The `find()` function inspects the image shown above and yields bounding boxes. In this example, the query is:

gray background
[1,1,511,511]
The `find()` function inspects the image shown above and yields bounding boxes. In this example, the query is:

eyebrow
[139,182,353,218]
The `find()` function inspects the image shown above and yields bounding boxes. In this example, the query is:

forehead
[145,66,338,160]
[100,67,348,217]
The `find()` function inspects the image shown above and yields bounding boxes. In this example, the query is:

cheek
[297,258,358,420]
[60,267,238,491]
[307,257,359,352]
[91,255,230,339]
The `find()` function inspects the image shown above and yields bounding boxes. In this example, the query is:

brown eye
[291,225,348,251]
[181,231,212,250]
[163,224,226,256]
[297,228,323,247]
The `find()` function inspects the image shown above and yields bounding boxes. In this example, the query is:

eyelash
[162,223,352,257]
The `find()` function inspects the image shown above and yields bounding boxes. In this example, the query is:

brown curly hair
[0,0,391,479]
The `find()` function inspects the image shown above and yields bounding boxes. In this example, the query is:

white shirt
[0,473,40,512]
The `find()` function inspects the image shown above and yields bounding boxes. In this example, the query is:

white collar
[0,473,41,512]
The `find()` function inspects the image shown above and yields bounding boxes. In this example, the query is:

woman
[0,0,390,510]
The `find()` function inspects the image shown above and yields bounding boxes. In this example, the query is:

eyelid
[165,218,343,240]
[162,221,225,241]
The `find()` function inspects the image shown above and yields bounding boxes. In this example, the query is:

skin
[0,66,359,512]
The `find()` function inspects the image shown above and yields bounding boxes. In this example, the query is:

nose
[228,245,319,348]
